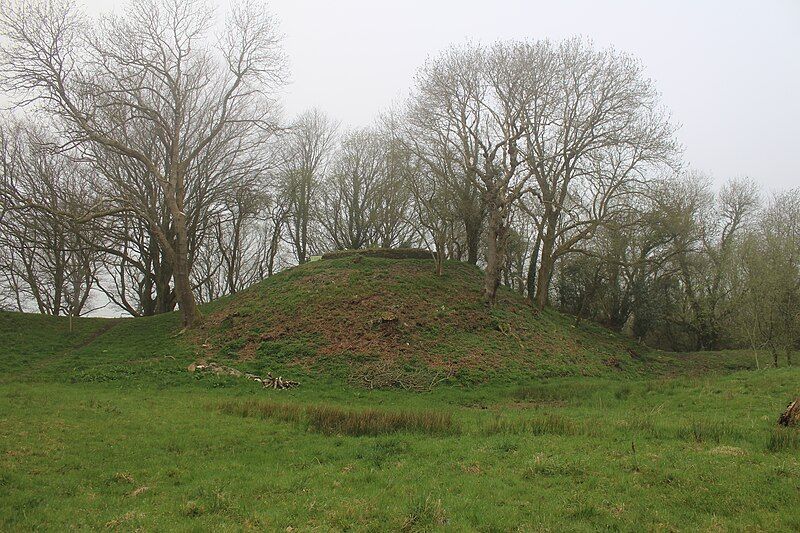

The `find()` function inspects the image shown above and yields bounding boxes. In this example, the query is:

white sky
[74,0,800,190]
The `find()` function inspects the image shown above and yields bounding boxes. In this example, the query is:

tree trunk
[465,216,481,265]
[162,196,201,328]
[534,226,556,309]
[435,243,444,276]
[484,199,507,307]
[173,224,201,328]
[525,233,542,300]
[299,174,309,264]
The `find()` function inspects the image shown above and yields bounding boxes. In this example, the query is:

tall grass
[216,399,455,436]
[675,418,745,444]
[217,399,304,423]
[512,385,579,404]
[401,495,449,531]
[767,427,800,453]
[625,415,667,439]
[486,413,594,437]
[306,405,453,436]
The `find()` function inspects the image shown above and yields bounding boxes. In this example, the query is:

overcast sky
[79,0,800,190]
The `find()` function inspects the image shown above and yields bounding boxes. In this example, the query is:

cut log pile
[188,362,300,390]
[778,398,799,427]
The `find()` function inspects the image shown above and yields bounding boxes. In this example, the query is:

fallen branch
[188,362,300,390]
[348,360,456,392]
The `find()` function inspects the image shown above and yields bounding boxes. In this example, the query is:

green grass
[1,370,798,530]
[0,256,798,530]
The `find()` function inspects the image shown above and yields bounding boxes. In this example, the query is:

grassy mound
[0,256,758,389]
[195,256,650,387]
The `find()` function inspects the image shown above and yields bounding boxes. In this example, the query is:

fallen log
[188,362,299,390]
[778,398,799,427]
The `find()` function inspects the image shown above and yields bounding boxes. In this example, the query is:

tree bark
[465,215,482,265]
[534,222,557,309]
[525,232,542,300]
[435,243,445,276]
[172,221,201,328]
[484,198,508,307]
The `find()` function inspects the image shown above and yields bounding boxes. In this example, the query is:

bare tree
[371,124,416,249]
[205,181,269,297]
[0,0,285,327]
[407,43,535,306]
[0,122,101,316]
[280,109,338,263]
[94,213,177,316]
[318,129,383,250]
[518,38,677,308]
[399,112,485,264]
[255,196,289,279]
[406,155,456,275]
[684,178,760,348]
[734,189,799,366]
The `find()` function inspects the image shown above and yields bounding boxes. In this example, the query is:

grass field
[1,257,798,531]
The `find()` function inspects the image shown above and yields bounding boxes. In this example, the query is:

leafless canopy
[0,0,286,326]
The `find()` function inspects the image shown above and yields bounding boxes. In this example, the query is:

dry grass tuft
[306,404,453,436]
[709,445,747,457]
[216,400,455,437]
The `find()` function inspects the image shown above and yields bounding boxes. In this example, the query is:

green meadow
[1,258,798,531]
